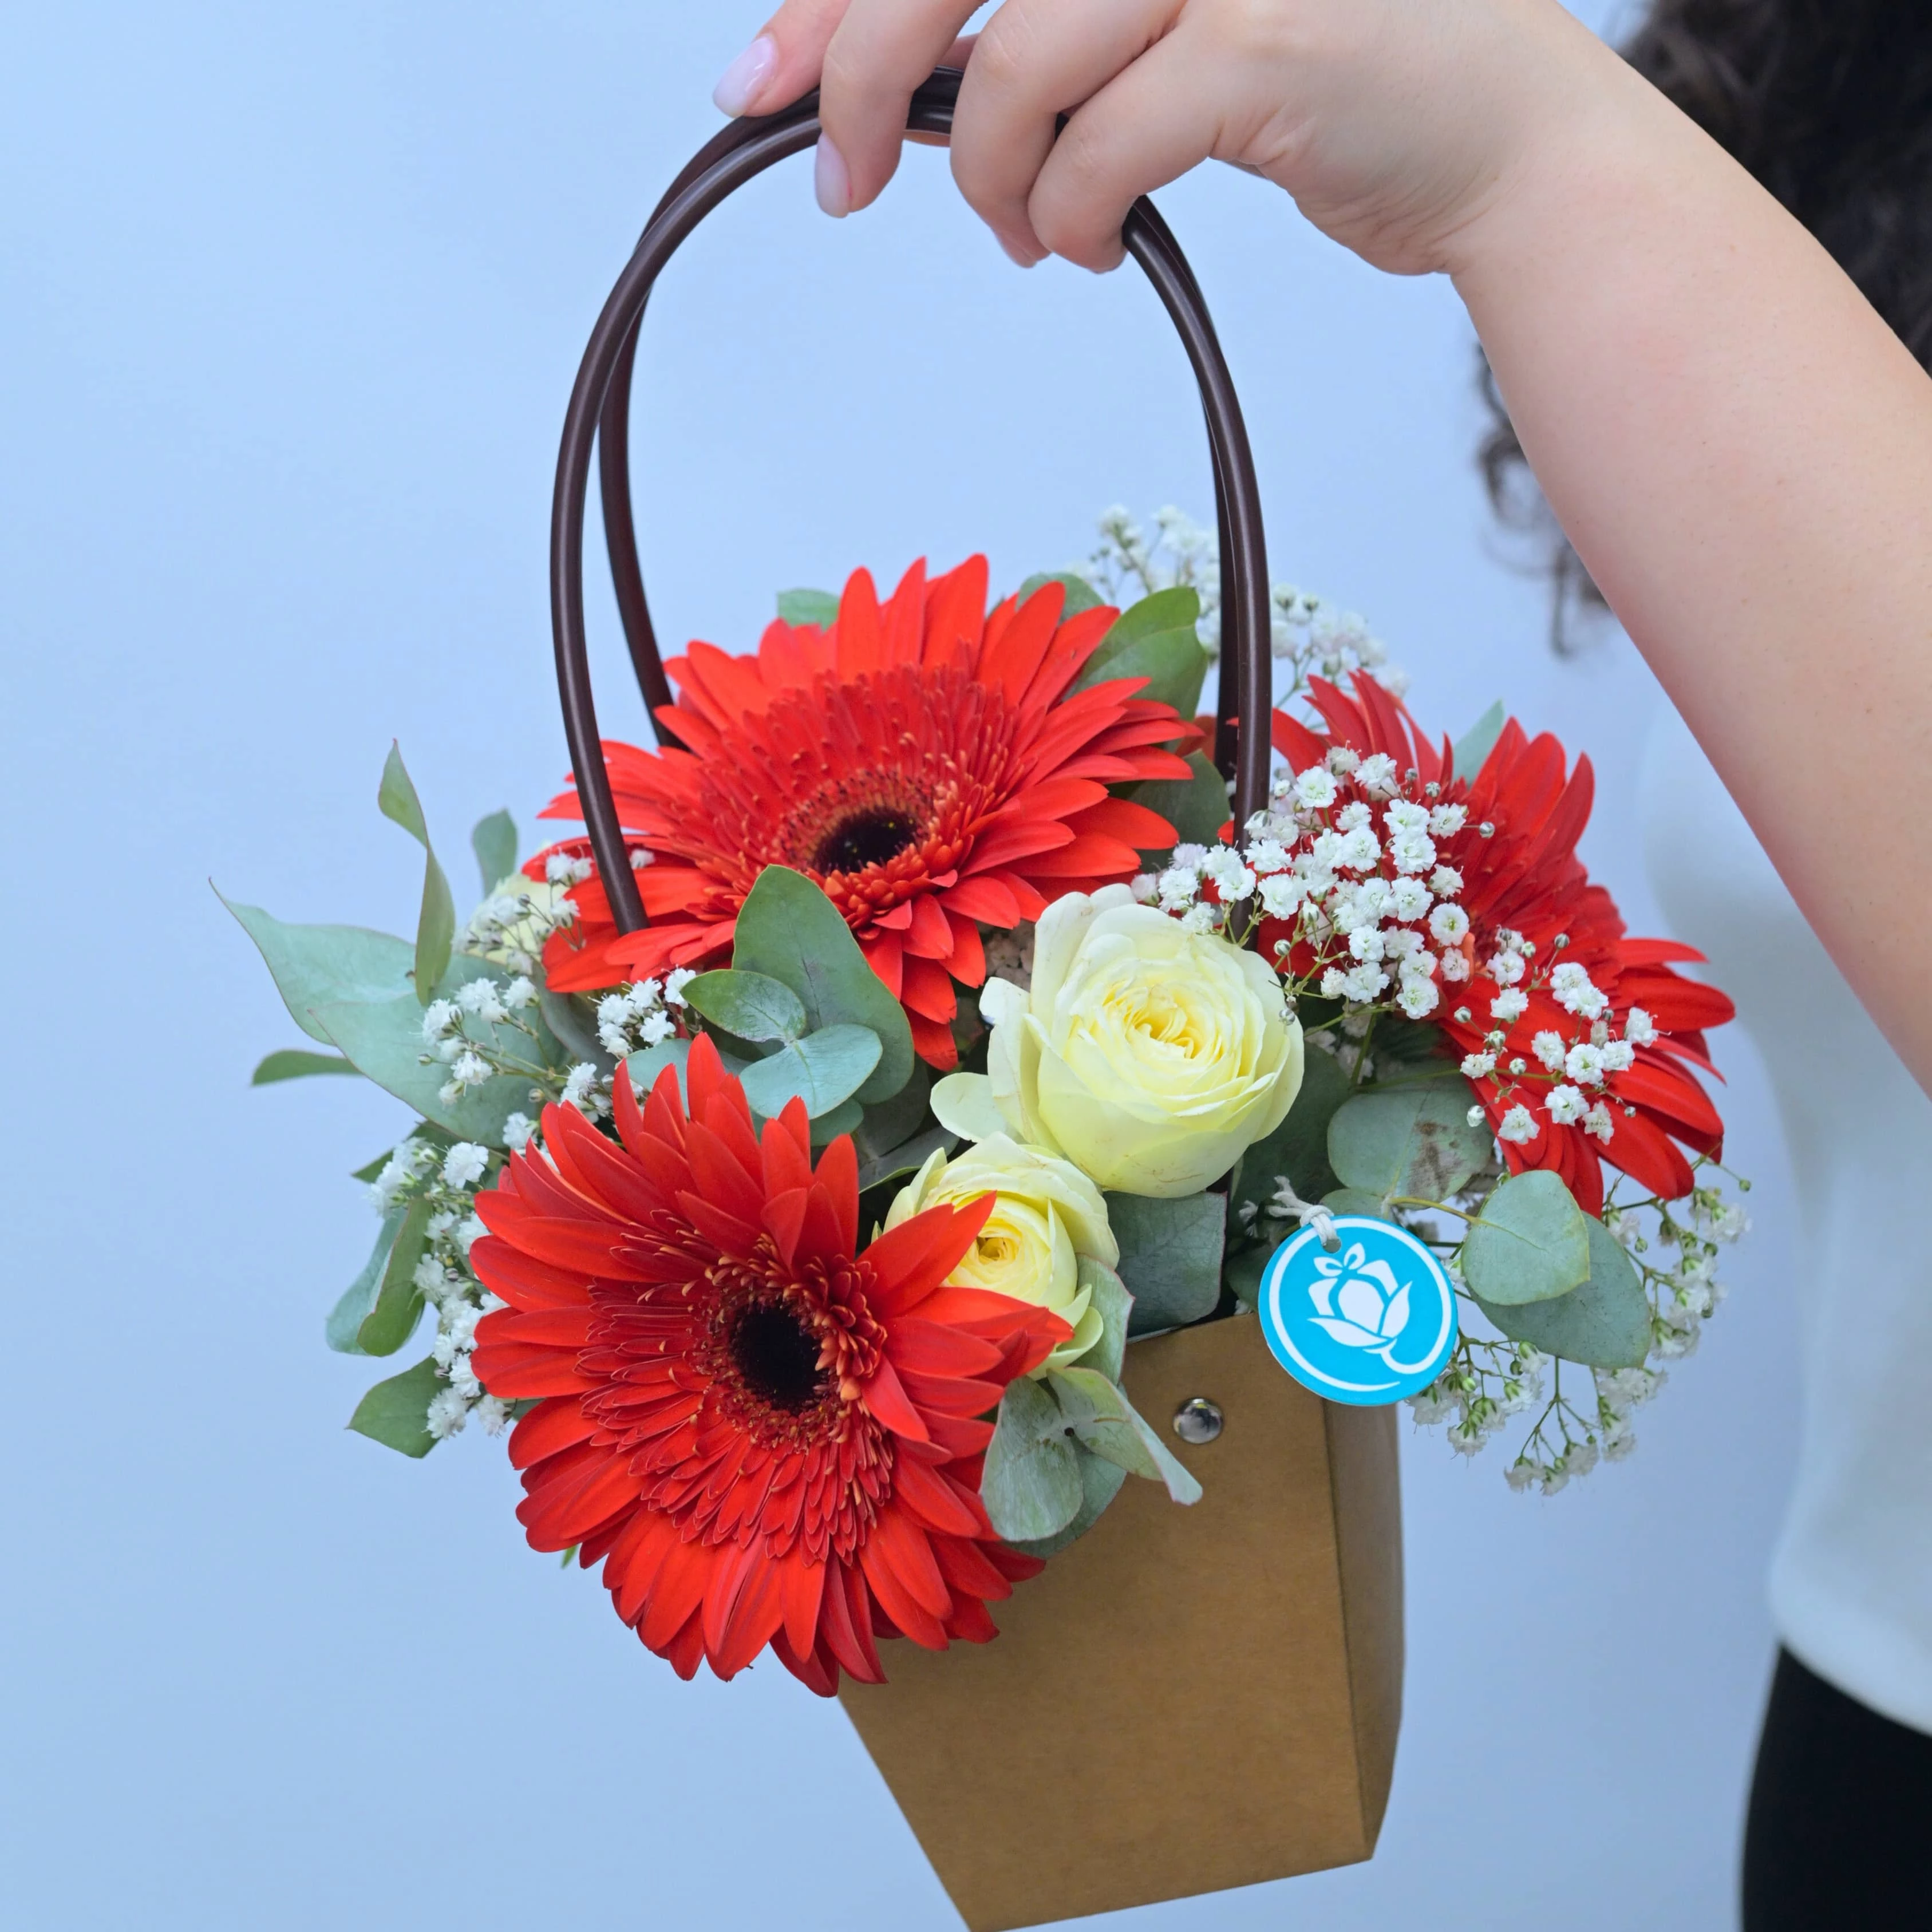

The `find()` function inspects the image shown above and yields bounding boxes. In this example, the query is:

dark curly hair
[1480,0,1932,648]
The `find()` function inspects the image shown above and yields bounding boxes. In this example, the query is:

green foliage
[807,1099,866,1145]
[1451,701,1506,784]
[251,1049,361,1085]
[1105,1191,1226,1334]
[538,989,606,1067]
[852,1061,931,1160]
[681,969,809,1045]
[981,1376,1082,1541]
[1006,1451,1127,1560]
[1072,587,1210,718]
[1323,1187,1394,1221]
[1327,1079,1493,1203]
[736,1024,882,1120]
[1048,1366,1203,1505]
[1123,753,1231,851]
[1081,1257,1132,1383]
[354,1198,433,1357]
[1229,1045,1351,1222]
[1224,1244,1270,1310]
[470,809,517,894]
[730,867,914,1105]
[328,1208,406,1353]
[347,1357,442,1458]
[854,1124,953,1195]
[378,743,456,1005]
[626,1038,694,1103]
[776,587,841,627]
[1474,1216,1651,1368]
[1461,1169,1592,1305]
[222,895,414,1045]
[1017,570,1105,616]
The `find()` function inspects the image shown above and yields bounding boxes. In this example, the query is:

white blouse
[1642,704,1932,1732]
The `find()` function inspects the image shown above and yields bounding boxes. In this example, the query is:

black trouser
[1743,1647,1932,1929]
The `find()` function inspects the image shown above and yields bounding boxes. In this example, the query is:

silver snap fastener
[1172,1397,1223,1444]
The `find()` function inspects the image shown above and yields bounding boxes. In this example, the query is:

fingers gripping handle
[555,68,1271,935]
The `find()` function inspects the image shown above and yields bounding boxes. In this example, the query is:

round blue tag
[1257,1216,1459,1406]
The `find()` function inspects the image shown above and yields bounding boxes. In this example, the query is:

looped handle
[554,69,1270,934]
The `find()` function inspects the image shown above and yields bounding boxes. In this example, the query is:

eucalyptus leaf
[1122,753,1231,851]
[854,1124,954,1195]
[347,1356,442,1459]
[1461,1169,1592,1306]
[378,742,456,1005]
[1224,1244,1270,1310]
[1474,1216,1651,1368]
[731,867,914,1105]
[1323,1188,1393,1222]
[471,809,517,894]
[625,1037,693,1104]
[1006,1448,1127,1559]
[355,1198,432,1357]
[327,1208,407,1353]
[1053,1369,1203,1505]
[808,1099,866,1145]
[1017,570,1104,616]
[222,894,414,1044]
[1451,701,1506,784]
[853,1061,931,1160]
[776,587,841,627]
[981,1376,1082,1542]
[1229,1045,1351,1222]
[252,1049,362,1085]
[1081,1257,1132,1383]
[1073,587,1209,717]
[538,989,608,1069]
[1107,1192,1226,1335]
[682,969,808,1045]
[1327,1079,1492,1203]
[737,1023,882,1119]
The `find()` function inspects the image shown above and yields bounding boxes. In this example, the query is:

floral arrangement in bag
[230,508,1748,1693]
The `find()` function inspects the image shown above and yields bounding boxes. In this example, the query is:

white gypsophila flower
[1384,929,1426,963]
[544,851,593,886]
[1172,842,1209,869]
[1623,1006,1657,1045]
[1428,803,1468,837]
[1389,832,1436,876]
[1180,903,1222,934]
[1157,865,1197,910]
[1131,872,1159,903]
[501,1112,536,1153]
[502,975,537,1010]
[561,1062,601,1112]
[1258,875,1303,920]
[413,1253,451,1297]
[1546,1084,1588,1125]
[1427,902,1469,946]
[447,1356,481,1401]
[1334,801,1372,833]
[450,1049,491,1086]
[1341,961,1389,1002]
[420,999,459,1042]
[1334,827,1381,872]
[456,978,508,1024]
[1467,1104,1486,1127]
[1293,767,1338,810]
[1446,1417,1487,1456]
[1584,1103,1615,1143]
[1461,1052,1496,1077]
[638,1010,675,1046]
[456,1216,485,1255]
[442,1142,489,1189]
[1551,961,1608,1018]
[1321,967,1350,999]
[1490,949,1527,986]
[1498,1105,1540,1145]
[1438,948,1471,982]
[1245,837,1290,875]
[430,1327,460,1370]
[1505,1460,1538,1494]
[1384,799,1429,836]
[1349,927,1388,964]
[1397,977,1439,1020]
[1388,875,1432,921]
[1356,753,1399,798]
[1532,1030,1567,1071]
[1564,1043,1607,1087]
[663,967,696,1006]
[1601,1040,1636,1073]
[370,1141,425,1211]
[479,1290,507,1314]
[1429,865,1464,898]
[425,1388,472,1439]
[1490,988,1530,1022]
[476,1395,512,1436]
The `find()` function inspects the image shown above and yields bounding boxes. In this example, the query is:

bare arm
[714,0,1932,1089]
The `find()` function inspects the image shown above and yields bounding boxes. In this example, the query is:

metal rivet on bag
[1172,1397,1223,1444]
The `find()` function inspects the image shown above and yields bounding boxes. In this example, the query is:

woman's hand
[710,0,1621,278]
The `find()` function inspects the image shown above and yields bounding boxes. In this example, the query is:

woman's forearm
[1449,29,1932,1086]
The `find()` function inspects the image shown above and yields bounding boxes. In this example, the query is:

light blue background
[2,4,1798,1927]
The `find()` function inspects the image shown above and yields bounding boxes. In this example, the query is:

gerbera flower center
[725,1299,829,1413]
[814,805,922,875]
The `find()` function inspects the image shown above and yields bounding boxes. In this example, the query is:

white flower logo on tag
[1258,1216,1459,1405]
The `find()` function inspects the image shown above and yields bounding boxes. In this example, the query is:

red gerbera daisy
[467,1034,1069,1693]
[528,556,1197,1068]
[1266,674,1735,1215]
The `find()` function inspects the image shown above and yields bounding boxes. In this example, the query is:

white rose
[884,1136,1115,1374]
[934,885,1304,1197]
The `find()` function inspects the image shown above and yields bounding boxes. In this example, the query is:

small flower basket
[229,66,1748,1932]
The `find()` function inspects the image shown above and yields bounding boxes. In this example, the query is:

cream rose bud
[884,1136,1117,1374]
[933,884,1305,1198]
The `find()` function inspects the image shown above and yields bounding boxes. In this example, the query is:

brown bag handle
[552,67,1271,934]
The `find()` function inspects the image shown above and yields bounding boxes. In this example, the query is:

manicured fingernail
[997,234,1042,268]
[712,34,776,117]
[814,135,851,217]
